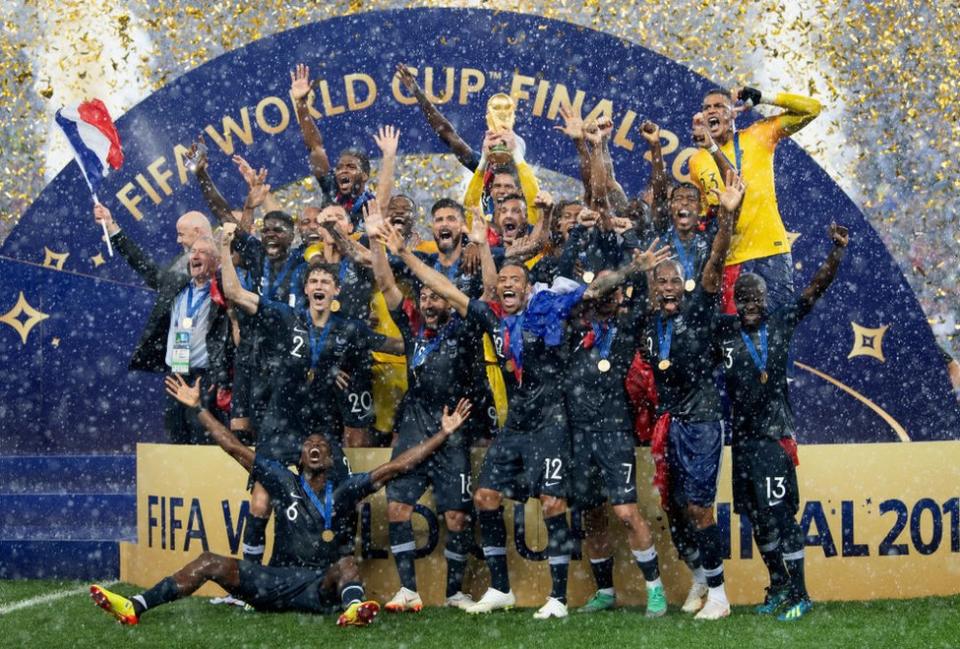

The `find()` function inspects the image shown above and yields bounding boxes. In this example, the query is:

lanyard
[183,282,210,321]
[411,318,456,369]
[592,321,617,360]
[740,323,768,375]
[501,312,525,382]
[299,476,334,532]
[308,314,337,370]
[262,254,296,300]
[718,132,743,174]
[338,258,350,284]
[656,315,673,363]
[670,228,695,279]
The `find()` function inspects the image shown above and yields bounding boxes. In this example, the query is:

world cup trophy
[485,92,517,166]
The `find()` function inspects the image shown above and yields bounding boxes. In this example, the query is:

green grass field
[0,581,957,649]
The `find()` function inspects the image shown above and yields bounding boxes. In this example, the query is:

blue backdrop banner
[1,8,957,453]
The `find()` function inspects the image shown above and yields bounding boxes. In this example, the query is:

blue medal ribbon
[592,321,617,360]
[338,258,350,284]
[670,228,695,281]
[717,131,743,175]
[300,476,334,534]
[411,317,456,369]
[739,323,768,376]
[655,315,673,364]
[502,313,525,378]
[308,313,337,372]
[182,282,210,323]
[262,254,297,301]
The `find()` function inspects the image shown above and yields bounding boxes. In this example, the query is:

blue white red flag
[54,99,123,195]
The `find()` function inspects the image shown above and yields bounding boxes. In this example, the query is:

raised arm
[187,136,237,226]
[376,220,471,317]
[503,191,554,262]
[692,113,737,183]
[583,237,670,300]
[467,206,499,300]
[596,117,628,213]
[366,203,403,310]
[291,64,331,183]
[555,105,593,204]
[93,204,165,289]
[219,223,261,315]
[165,375,254,471]
[701,169,745,293]
[640,120,672,234]
[734,85,822,137]
[368,399,471,487]
[396,64,478,171]
[373,125,400,210]
[799,223,848,309]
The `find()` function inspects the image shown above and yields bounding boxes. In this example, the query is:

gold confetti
[0,0,956,351]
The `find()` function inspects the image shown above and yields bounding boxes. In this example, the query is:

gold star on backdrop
[90,253,105,267]
[848,322,889,363]
[42,247,69,270]
[0,291,50,345]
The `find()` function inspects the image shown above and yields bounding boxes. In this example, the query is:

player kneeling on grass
[90,380,473,628]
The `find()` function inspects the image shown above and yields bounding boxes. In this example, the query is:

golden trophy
[485,93,517,166]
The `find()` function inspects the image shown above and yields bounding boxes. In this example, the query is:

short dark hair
[703,88,733,103]
[431,198,465,219]
[499,192,526,206]
[338,148,371,175]
[500,259,531,282]
[301,259,341,292]
[490,163,518,178]
[263,210,295,228]
[391,193,417,212]
[555,199,582,213]
[669,182,701,201]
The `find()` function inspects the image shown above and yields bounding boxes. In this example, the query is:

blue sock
[590,556,614,592]
[632,546,661,584]
[694,524,725,588]
[478,508,509,593]
[136,576,179,614]
[241,514,268,564]
[340,582,365,608]
[544,514,571,603]
[445,528,472,597]
[389,520,417,591]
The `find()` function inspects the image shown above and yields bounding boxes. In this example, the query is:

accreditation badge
[172,329,192,374]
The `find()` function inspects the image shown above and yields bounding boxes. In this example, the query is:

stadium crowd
[89,63,854,627]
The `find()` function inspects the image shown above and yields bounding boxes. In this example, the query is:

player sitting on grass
[90,379,472,628]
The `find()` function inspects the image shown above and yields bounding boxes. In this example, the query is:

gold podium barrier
[120,442,960,606]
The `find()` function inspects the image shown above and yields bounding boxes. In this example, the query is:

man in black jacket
[93,204,230,444]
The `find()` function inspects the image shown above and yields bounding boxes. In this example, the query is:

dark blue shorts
[387,441,472,513]
[667,419,723,507]
[478,414,570,501]
[235,562,339,613]
[569,427,638,508]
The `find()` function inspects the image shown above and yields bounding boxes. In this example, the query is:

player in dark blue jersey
[378,217,668,619]
[90,378,473,627]
[368,204,493,612]
[565,265,667,617]
[643,169,741,620]
[716,223,848,621]
[218,223,400,570]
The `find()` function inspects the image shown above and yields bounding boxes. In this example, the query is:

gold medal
[759,371,769,384]
[597,359,611,373]
[658,359,671,370]
[684,279,696,292]
[322,529,335,543]
[306,369,315,384]
[329,299,341,313]
[582,271,595,284]
[182,317,193,329]
[505,359,516,373]
[625,286,634,298]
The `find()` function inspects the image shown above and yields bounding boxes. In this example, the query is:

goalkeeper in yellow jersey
[688,86,821,314]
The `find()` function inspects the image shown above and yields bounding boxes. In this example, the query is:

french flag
[54,99,123,195]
